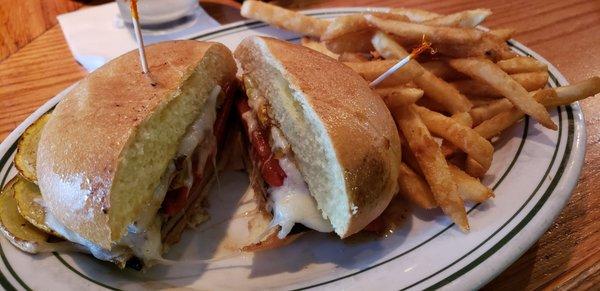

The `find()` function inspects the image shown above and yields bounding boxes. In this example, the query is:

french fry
[511,71,549,91]
[321,14,375,53]
[448,164,494,202]
[369,12,411,22]
[344,60,424,86]
[434,34,516,61]
[388,7,441,22]
[300,37,339,59]
[471,78,600,141]
[321,14,370,40]
[414,105,494,170]
[416,96,448,113]
[451,112,473,127]
[366,15,484,45]
[394,105,469,231]
[470,90,555,140]
[470,99,514,125]
[415,72,474,113]
[475,108,525,139]
[371,32,473,113]
[547,76,600,106]
[451,71,549,97]
[440,112,473,159]
[397,163,437,209]
[240,0,328,38]
[422,59,545,81]
[424,9,492,28]
[465,158,487,178]
[468,89,555,125]
[376,86,424,108]
[399,134,424,177]
[399,161,493,207]
[449,58,556,129]
[468,96,499,106]
[324,30,375,54]
[496,56,548,74]
[422,61,466,81]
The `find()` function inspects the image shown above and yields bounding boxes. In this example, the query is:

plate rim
[0,7,587,291]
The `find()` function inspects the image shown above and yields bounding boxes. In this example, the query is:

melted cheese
[269,156,333,239]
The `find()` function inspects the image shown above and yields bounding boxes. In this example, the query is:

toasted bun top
[37,41,236,248]
[235,36,401,237]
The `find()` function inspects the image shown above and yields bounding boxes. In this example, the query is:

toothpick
[129,0,153,81]
[369,55,414,88]
[369,36,434,88]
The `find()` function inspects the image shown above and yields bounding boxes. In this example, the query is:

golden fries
[376,87,424,108]
[344,60,424,86]
[511,71,549,91]
[448,164,494,202]
[550,76,600,106]
[397,163,437,209]
[421,61,465,80]
[321,14,374,53]
[371,32,473,113]
[321,14,370,41]
[424,9,491,28]
[451,112,473,127]
[366,15,483,45]
[415,105,494,170]
[496,56,548,74]
[369,12,411,22]
[394,105,468,230]
[388,7,441,22]
[451,71,549,97]
[449,58,556,129]
[470,99,514,125]
[415,72,474,113]
[475,108,525,139]
[240,0,328,38]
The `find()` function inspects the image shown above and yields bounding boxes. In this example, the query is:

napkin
[57,2,220,72]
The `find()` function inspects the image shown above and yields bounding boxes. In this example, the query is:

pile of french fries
[241,1,600,231]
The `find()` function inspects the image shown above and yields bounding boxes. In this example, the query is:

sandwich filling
[45,84,235,267]
[237,77,332,239]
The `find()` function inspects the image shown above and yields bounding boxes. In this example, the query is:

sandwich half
[235,36,402,249]
[35,40,237,268]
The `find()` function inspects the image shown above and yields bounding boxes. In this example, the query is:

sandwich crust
[37,41,236,248]
[235,36,401,237]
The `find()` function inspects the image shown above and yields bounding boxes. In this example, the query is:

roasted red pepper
[162,187,189,216]
[236,98,286,187]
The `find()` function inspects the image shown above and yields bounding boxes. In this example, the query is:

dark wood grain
[0,1,598,289]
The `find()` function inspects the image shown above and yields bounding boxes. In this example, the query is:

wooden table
[0,0,598,289]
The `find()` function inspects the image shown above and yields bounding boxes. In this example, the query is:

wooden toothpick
[369,36,434,88]
[129,0,155,85]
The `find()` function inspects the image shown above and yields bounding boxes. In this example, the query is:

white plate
[0,7,586,291]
